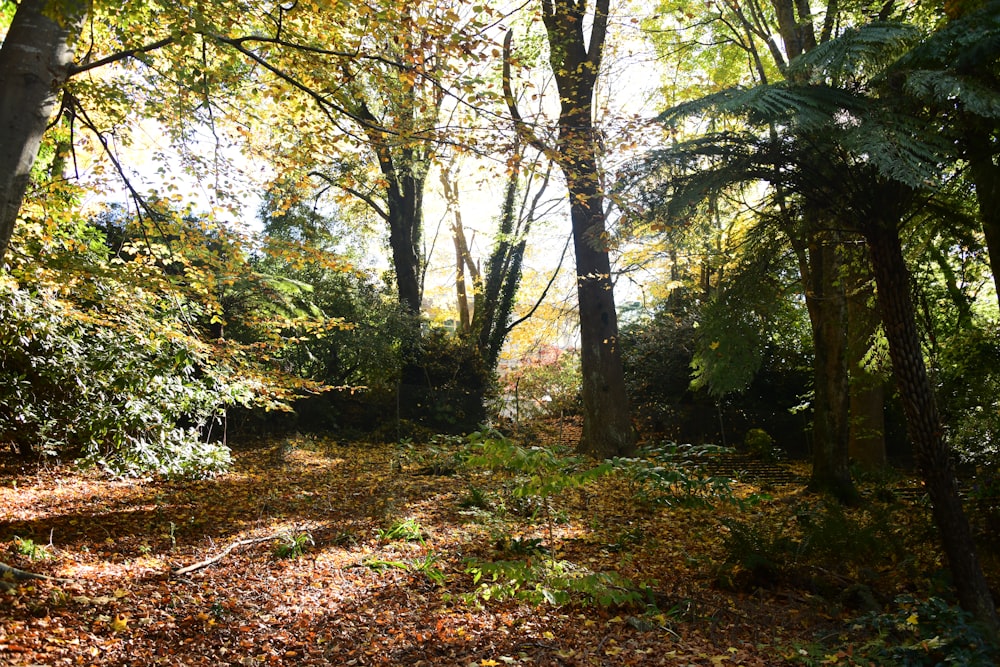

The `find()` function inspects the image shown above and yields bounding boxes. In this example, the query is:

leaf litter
[0,430,983,665]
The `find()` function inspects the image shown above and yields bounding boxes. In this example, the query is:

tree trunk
[384,161,423,315]
[441,166,475,332]
[866,221,999,633]
[541,0,635,458]
[769,0,816,62]
[0,0,85,264]
[846,249,886,469]
[567,162,635,458]
[965,121,1000,312]
[803,232,856,502]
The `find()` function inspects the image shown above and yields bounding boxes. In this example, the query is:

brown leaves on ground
[0,432,966,665]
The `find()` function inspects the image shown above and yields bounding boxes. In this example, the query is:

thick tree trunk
[538,0,635,458]
[385,172,423,314]
[866,222,999,633]
[567,162,635,458]
[803,232,856,502]
[0,0,85,264]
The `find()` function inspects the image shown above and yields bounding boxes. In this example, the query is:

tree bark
[383,148,424,314]
[866,221,999,633]
[769,0,816,62]
[0,0,85,264]
[803,231,856,502]
[965,121,1000,312]
[846,254,886,469]
[540,0,635,458]
[441,166,475,332]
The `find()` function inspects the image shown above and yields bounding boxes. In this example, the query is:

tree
[891,2,1000,310]
[0,0,86,264]
[645,0,867,499]
[635,16,999,631]
[504,0,635,458]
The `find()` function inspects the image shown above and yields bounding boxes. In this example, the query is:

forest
[1,0,1000,664]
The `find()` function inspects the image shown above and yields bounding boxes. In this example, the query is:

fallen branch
[172,535,279,576]
[0,561,73,592]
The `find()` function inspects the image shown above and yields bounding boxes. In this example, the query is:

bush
[848,596,998,666]
[0,278,252,477]
[399,328,493,431]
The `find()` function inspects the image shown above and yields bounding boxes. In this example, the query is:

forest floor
[1,419,997,666]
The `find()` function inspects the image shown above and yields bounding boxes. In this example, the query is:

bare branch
[502,30,555,160]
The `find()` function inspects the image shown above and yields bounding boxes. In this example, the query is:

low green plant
[378,518,425,544]
[463,557,651,608]
[410,553,447,585]
[495,536,548,556]
[719,502,906,589]
[361,554,446,585]
[796,502,902,563]
[457,485,492,510]
[12,536,50,562]
[613,443,749,508]
[743,428,778,462]
[362,557,408,571]
[273,532,313,560]
[465,429,612,501]
[834,596,998,666]
[717,516,800,587]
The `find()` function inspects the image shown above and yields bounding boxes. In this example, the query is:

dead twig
[171,535,279,576]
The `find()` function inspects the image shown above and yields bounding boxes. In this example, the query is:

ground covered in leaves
[1,423,996,666]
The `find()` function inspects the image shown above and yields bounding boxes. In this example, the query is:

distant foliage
[503,347,582,419]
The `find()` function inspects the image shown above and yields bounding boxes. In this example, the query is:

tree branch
[172,535,280,576]
[502,30,556,160]
[310,171,389,221]
[69,36,175,75]
[506,230,571,334]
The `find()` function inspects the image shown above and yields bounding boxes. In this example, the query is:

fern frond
[904,70,1000,119]
[789,22,922,84]
[894,1,1000,73]
[657,83,862,131]
[839,109,951,189]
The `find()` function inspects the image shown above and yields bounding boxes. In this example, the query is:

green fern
[788,22,922,84]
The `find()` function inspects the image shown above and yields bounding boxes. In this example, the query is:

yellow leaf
[480,660,499,667]
[110,614,129,633]
[906,613,919,625]
[542,631,555,639]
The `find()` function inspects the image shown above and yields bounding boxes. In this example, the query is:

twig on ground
[171,535,279,576]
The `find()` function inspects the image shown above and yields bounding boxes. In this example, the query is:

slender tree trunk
[441,166,475,331]
[803,231,856,502]
[846,253,887,469]
[0,0,85,264]
[965,121,1000,312]
[866,221,999,633]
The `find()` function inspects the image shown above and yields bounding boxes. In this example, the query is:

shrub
[0,278,252,477]
[849,596,998,666]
